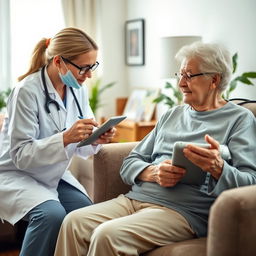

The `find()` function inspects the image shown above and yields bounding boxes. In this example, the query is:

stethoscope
[41,66,84,132]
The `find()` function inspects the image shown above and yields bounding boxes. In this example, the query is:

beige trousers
[54,194,196,256]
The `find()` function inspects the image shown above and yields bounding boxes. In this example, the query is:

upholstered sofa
[1,99,255,254]
[92,96,256,255]
[2,144,256,255]
[91,98,256,256]
[92,142,256,256]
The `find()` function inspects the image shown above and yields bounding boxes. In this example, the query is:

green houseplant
[89,79,115,114]
[0,88,11,112]
[153,81,182,108]
[223,53,256,99]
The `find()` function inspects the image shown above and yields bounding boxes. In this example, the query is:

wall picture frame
[125,19,145,66]
[123,89,147,122]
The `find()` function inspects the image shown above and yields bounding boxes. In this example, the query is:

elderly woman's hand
[183,134,224,180]
[155,160,186,187]
[138,159,186,187]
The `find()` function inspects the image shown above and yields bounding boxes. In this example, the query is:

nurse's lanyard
[41,66,84,132]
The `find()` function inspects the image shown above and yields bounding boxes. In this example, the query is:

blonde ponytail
[18,38,49,81]
[18,27,98,81]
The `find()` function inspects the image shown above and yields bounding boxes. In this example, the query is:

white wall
[10,0,64,83]
[96,0,128,118]
[0,0,11,90]
[99,0,256,117]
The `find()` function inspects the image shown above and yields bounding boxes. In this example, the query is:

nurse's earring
[53,56,65,74]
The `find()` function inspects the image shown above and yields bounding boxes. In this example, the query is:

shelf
[112,119,156,142]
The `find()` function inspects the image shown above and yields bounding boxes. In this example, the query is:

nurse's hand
[94,127,116,144]
[63,118,98,147]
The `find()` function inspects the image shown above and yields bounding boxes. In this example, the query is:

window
[0,0,11,90]
[10,0,65,84]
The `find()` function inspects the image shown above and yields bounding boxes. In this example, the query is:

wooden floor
[0,220,26,256]
[0,251,19,256]
[0,243,20,256]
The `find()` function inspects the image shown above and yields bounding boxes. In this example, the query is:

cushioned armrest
[93,142,138,203]
[68,155,94,199]
[207,185,256,256]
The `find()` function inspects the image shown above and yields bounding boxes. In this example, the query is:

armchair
[92,99,256,256]
[93,142,256,256]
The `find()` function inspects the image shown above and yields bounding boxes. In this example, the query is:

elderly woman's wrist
[137,165,157,182]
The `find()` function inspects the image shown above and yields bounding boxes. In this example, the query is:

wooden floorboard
[0,251,20,256]
[0,243,20,256]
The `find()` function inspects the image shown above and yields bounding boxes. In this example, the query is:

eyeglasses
[175,72,216,81]
[61,56,99,75]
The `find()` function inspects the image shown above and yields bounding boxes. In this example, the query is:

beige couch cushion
[68,156,94,200]
[145,237,206,256]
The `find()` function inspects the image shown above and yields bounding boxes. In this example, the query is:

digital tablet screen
[172,141,209,185]
[172,141,230,185]
[77,115,126,147]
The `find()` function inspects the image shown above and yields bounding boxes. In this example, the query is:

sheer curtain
[61,0,102,75]
[0,0,11,90]
[61,0,99,43]
[10,0,64,84]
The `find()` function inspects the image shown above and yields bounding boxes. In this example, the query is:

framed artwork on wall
[123,89,147,121]
[125,19,145,66]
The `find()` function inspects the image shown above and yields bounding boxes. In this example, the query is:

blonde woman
[0,27,115,256]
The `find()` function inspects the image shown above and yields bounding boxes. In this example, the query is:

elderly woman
[54,42,256,256]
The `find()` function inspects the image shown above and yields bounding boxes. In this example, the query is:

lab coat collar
[39,67,81,126]
[40,66,56,94]
[40,67,67,112]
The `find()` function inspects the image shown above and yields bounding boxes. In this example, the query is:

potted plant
[0,88,11,113]
[89,79,115,114]
[0,88,11,130]
[153,81,182,108]
[223,53,256,99]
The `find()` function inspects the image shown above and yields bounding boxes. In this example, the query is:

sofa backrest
[229,98,256,117]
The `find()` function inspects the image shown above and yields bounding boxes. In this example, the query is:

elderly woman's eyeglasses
[175,72,215,81]
[61,56,99,75]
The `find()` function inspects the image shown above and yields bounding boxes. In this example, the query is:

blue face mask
[59,70,81,89]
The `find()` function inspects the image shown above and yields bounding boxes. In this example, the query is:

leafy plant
[0,88,11,112]
[223,53,256,99]
[153,81,183,108]
[89,79,115,114]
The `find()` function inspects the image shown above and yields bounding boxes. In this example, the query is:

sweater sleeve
[208,112,256,196]
[120,111,170,185]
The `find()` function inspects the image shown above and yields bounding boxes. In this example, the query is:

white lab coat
[0,69,101,225]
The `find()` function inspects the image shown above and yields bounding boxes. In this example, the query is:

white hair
[175,41,232,92]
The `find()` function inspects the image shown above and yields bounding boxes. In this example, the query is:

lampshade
[160,36,202,78]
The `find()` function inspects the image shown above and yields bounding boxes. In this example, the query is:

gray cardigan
[120,102,256,237]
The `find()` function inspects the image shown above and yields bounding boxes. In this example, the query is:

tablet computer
[172,141,231,185]
[77,115,126,147]
[172,141,209,185]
